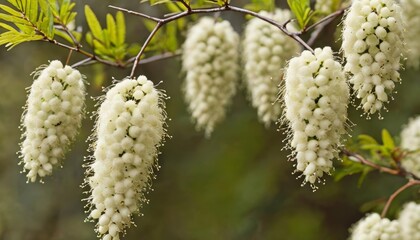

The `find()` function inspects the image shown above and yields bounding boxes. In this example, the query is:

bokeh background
[0,0,419,239]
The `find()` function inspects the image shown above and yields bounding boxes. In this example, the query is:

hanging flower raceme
[349,213,401,240]
[398,202,420,240]
[283,47,349,189]
[400,0,420,68]
[182,17,239,136]
[400,116,420,177]
[19,60,85,183]
[86,76,166,240]
[342,0,404,116]
[242,9,300,126]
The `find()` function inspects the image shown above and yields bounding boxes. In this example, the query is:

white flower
[19,60,85,182]
[400,116,420,177]
[342,0,404,116]
[398,202,420,240]
[350,213,401,240]
[86,76,166,240]
[283,47,349,188]
[400,0,420,68]
[182,17,239,136]
[242,9,300,126]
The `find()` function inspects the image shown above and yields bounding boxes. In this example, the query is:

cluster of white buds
[283,47,349,188]
[242,9,300,126]
[182,17,239,136]
[398,202,420,240]
[19,60,85,182]
[400,116,420,177]
[400,0,420,68]
[349,213,401,240]
[342,0,404,116]
[86,76,166,240]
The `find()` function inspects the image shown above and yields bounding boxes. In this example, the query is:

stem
[381,179,420,218]
[302,7,348,34]
[108,5,162,22]
[129,50,181,65]
[227,5,313,52]
[130,22,163,77]
[110,2,327,75]
[341,149,401,176]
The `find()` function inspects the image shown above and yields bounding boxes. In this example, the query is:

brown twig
[109,2,324,76]
[301,7,349,34]
[341,149,402,176]
[381,179,420,218]
[130,22,163,77]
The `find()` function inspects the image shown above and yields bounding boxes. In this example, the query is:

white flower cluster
[398,202,420,240]
[401,0,420,68]
[20,60,85,182]
[350,213,401,240]
[283,47,349,187]
[182,17,239,136]
[87,76,166,240]
[342,0,404,115]
[400,116,420,177]
[242,9,300,126]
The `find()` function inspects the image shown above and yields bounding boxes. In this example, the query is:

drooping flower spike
[242,9,300,127]
[349,213,401,240]
[342,0,404,116]
[283,47,349,189]
[86,76,166,240]
[182,17,240,136]
[19,60,85,182]
[398,202,420,240]
[400,0,420,68]
[400,116,420,178]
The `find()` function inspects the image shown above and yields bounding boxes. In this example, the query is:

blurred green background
[0,1,419,239]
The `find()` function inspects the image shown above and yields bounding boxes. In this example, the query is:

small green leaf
[141,0,171,5]
[0,4,21,17]
[287,0,314,29]
[106,13,117,45]
[358,134,378,145]
[84,5,103,41]
[115,11,125,45]
[381,129,395,150]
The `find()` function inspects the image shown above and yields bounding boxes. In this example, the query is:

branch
[130,22,163,77]
[110,3,318,76]
[381,179,420,218]
[301,7,348,34]
[341,149,402,175]
[127,50,181,66]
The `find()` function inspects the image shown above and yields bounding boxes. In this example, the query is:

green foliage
[244,0,275,12]
[0,0,54,49]
[287,0,315,30]
[141,0,172,5]
[334,156,372,187]
[84,6,132,62]
[334,129,400,186]
[0,0,81,49]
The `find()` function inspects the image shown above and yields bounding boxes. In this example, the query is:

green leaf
[141,0,171,5]
[0,4,21,17]
[381,129,395,150]
[84,5,103,41]
[106,13,117,45]
[358,134,378,146]
[115,11,125,45]
[28,0,38,23]
[287,0,314,29]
